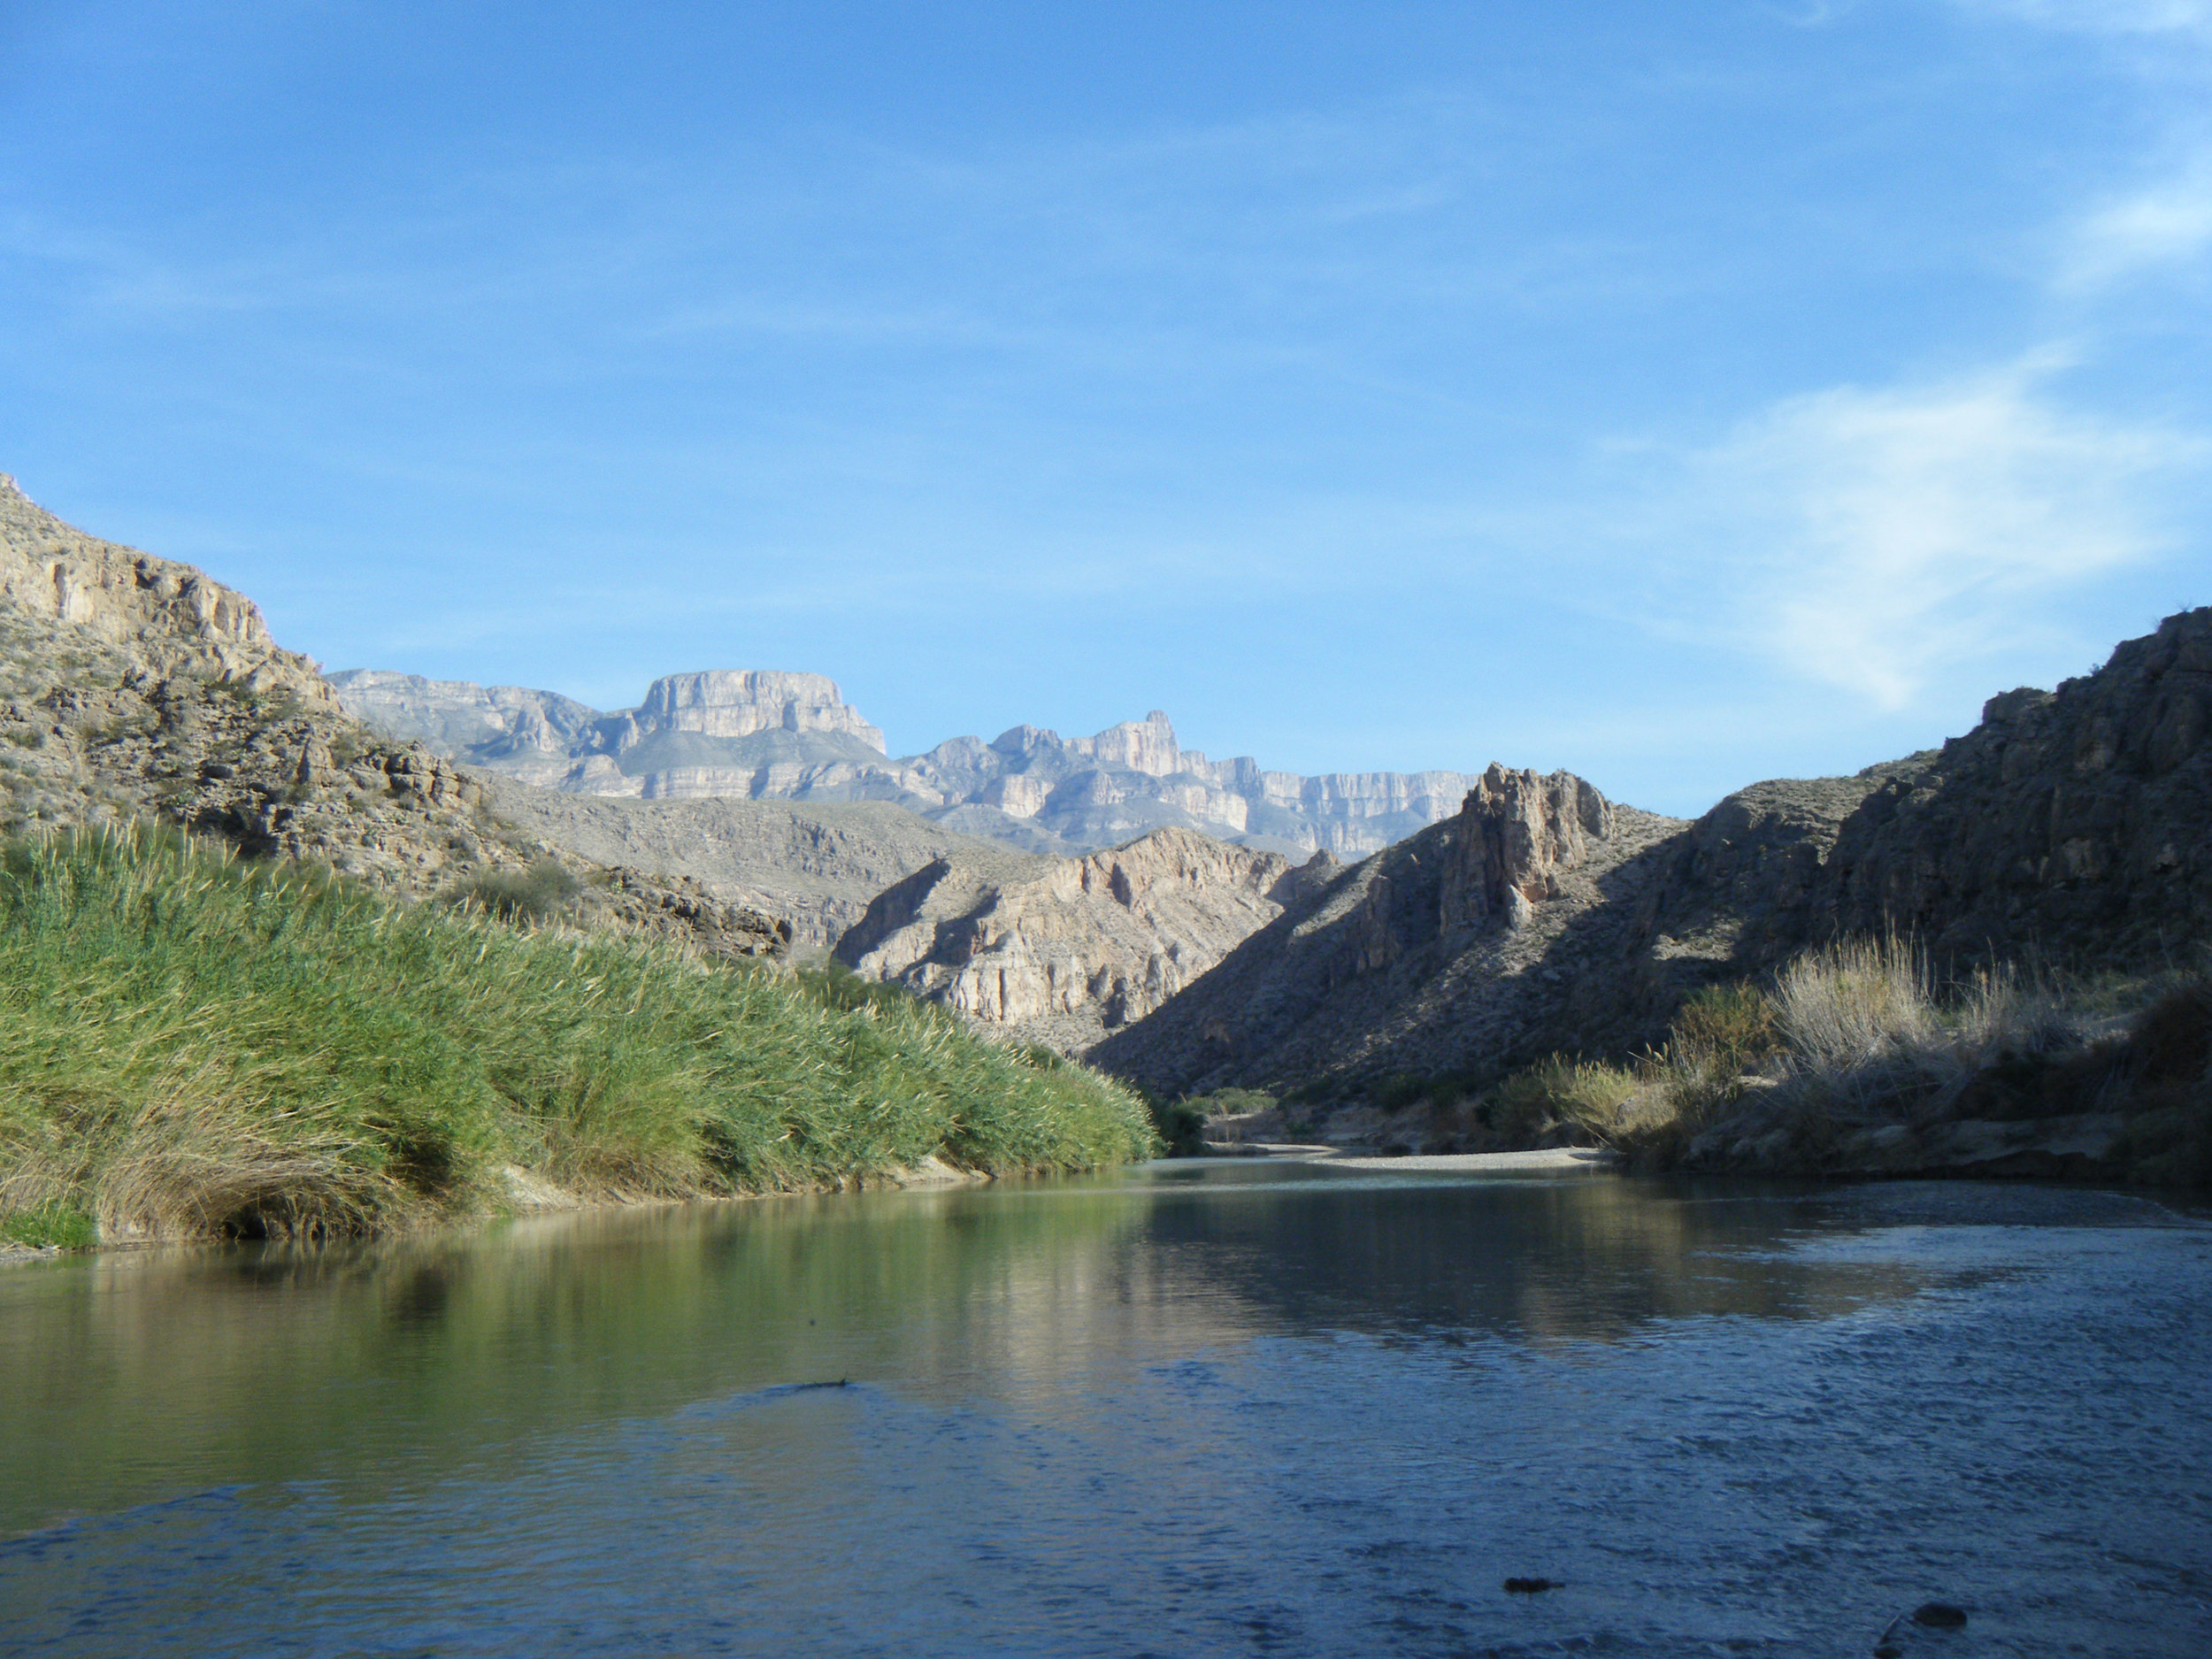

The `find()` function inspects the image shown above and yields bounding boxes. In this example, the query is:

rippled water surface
[3,1160,2208,1656]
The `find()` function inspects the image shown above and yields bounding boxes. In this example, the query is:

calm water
[2,1160,2208,1657]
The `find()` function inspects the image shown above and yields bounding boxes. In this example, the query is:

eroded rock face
[1441,765,1612,932]
[1822,611,2212,962]
[835,826,1317,1054]
[610,671,887,753]
[1,474,329,701]
[475,776,1046,951]
[1088,769,1679,1099]
[321,671,599,785]
[0,474,787,963]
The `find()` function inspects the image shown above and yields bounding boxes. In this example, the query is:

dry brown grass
[1608,936,2208,1183]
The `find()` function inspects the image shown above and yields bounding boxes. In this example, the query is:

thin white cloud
[2060,154,2212,287]
[1653,363,2197,708]
[1956,0,2212,34]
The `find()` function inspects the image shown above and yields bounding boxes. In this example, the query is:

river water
[2,1159,2208,1657]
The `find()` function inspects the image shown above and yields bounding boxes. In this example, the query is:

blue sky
[3,1,2208,815]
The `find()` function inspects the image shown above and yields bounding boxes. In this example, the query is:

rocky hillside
[478,775,1048,952]
[0,474,786,960]
[835,826,1338,1056]
[1094,608,2212,1103]
[334,669,1477,858]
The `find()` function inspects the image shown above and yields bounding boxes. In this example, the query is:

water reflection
[2,1162,2205,1658]
[5,1164,1929,1535]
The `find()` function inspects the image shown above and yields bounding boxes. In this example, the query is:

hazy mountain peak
[333,666,1481,859]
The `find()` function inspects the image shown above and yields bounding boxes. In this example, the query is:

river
[2,1158,2207,1656]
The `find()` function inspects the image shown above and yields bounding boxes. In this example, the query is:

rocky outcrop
[1440,764,1613,932]
[2,474,329,702]
[835,826,1319,1054]
[0,474,787,963]
[598,866,790,960]
[1089,773,1685,1097]
[1821,615,2211,961]
[1092,608,2212,1109]
[615,671,884,751]
[1619,607,2212,1016]
[333,670,1480,859]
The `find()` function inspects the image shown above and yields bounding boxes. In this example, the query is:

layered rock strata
[0,474,786,961]
[835,826,1325,1055]
[334,672,1478,859]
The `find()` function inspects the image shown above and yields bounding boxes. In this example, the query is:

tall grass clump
[1601,937,2205,1178]
[0,826,1156,1244]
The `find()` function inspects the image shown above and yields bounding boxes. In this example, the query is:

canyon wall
[835,826,1335,1055]
[1093,610,2212,1103]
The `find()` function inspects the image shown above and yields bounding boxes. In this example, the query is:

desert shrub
[1479,1055,1636,1146]
[1188,1087,1276,1118]
[1610,944,2212,1179]
[1771,936,1936,1070]
[2114,979,2212,1187]
[2131,979,2212,1084]
[1142,1087,1281,1155]
[1374,1072,1432,1111]
[447,858,580,922]
[1671,983,1778,1073]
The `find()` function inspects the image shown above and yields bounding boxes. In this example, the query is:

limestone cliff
[834,826,1320,1055]
[2,473,329,703]
[318,671,600,787]
[0,474,786,961]
[333,671,1479,859]
[1091,609,2212,1106]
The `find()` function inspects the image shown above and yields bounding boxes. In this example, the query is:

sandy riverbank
[1197,1142,1617,1171]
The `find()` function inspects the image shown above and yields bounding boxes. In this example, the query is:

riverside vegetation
[0,826,1157,1248]
[1184,940,2207,1187]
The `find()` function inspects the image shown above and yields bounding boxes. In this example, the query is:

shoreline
[1196,1141,1617,1171]
[0,1152,1002,1267]
[2,1146,1624,1267]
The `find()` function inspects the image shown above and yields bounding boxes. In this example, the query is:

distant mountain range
[329,667,1480,858]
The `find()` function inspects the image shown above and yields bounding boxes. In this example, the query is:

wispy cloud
[1640,362,2197,708]
[1955,0,2212,35]
[2059,152,2212,288]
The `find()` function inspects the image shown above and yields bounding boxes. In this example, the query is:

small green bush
[1671,983,1778,1073]
[1481,1056,1637,1144]
[1374,1072,1432,1111]
[447,858,580,922]
[1148,1096,1208,1156]
[1184,1087,1276,1118]
[0,1202,96,1250]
